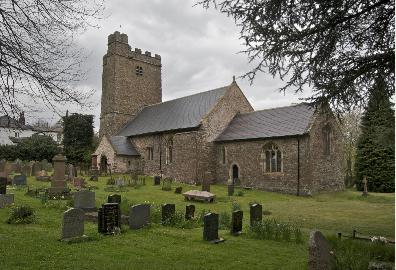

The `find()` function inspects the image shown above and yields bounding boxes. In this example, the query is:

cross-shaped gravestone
[185,204,195,220]
[129,204,150,229]
[203,213,224,243]
[231,210,243,235]
[250,203,262,227]
[161,203,175,224]
[61,208,85,240]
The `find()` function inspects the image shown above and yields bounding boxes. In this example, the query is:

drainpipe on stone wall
[297,137,300,196]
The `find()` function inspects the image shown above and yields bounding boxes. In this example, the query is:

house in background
[0,113,63,145]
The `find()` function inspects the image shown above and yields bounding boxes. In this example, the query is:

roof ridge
[142,85,228,109]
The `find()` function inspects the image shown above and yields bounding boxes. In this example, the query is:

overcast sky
[29,0,310,131]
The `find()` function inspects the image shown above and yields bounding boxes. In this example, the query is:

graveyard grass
[0,176,394,270]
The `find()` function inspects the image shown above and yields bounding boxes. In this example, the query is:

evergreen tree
[355,77,394,192]
[62,113,94,165]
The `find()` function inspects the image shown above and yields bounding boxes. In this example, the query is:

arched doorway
[232,164,239,184]
[100,155,108,174]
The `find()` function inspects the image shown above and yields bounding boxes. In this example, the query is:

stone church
[93,31,344,195]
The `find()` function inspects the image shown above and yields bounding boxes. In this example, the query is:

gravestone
[0,159,6,172]
[161,203,175,223]
[32,162,42,177]
[0,177,6,194]
[68,164,75,180]
[203,213,224,243]
[98,203,121,234]
[73,178,85,188]
[21,164,31,177]
[41,159,49,171]
[115,178,125,187]
[0,194,14,208]
[13,175,27,186]
[49,154,68,195]
[129,204,150,229]
[107,194,121,204]
[308,231,336,270]
[228,183,234,196]
[174,187,182,194]
[74,190,96,212]
[61,208,85,240]
[154,176,161,185]
[231,210,243,235]
[250,203,263,226]
[185,204,195,220]
[13,159,22,173]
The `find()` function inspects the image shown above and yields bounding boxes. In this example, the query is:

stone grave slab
[231,210,243,235]
[98,203,121,234]
[161,203,175,224]
[129,204,150,229]
[250,203,262,226]
[74,190,96,212]
[308,230,336,270]
[61,208,85,240]
[185,204,195,220]
[107,194,121,204]
[203,213,224,243]
[13,175,27,186]
[183,190,215,203]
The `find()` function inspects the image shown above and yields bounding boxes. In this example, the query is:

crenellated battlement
[106,31,161,65]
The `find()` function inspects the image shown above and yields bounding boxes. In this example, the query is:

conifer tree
[355,77,394,192]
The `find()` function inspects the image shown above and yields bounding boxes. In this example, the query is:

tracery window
[263,143,282,173]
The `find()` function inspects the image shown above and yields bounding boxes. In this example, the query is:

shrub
[235,190,244,196]
[7,206,35,224]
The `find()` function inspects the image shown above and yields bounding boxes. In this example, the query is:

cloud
[27,0,311,130]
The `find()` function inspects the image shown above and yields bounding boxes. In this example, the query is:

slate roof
[109,136,139,156]
[118,86,228,137]
[216,103,315,142]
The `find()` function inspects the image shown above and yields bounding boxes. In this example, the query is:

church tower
[99,31,162,138]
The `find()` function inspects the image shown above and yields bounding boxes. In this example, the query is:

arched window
[323,124,331,156]
[165,139,173,165]
[220,146,226,164]
[263,143,282,173]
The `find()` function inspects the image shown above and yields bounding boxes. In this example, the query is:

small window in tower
[135,66,143,76]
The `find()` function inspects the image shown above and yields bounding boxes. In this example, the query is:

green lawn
[0,176,394,270]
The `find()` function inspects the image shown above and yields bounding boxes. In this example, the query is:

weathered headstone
[107,194,121,204]
[203,213,224,243]
[21,164,31,177]
[98,203,121,234]
[175,187,182,194]
[154,176,161,185]
[13,159,22,173]
[74,190,96,212]
[0,159,6,172]
[228,183,234,196]
[0,177,6,194]
[362,176,369,197]
[115,178,125,187]
[61,208,85,240]
[308,231,336,270]
[49,154,68,195]
[250,203,262,226]
[185,204,195,220]
[0,194,14,208]
[161,203,175,223]
[231,210,243,235]
[13,175,27,186]
[129,204,150,229]
[32,162,42,177]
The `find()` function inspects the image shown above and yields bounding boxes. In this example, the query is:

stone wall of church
[307,109,344,193]
[130,131,200,183]
[197,82,254,183]
[215,136,312,195]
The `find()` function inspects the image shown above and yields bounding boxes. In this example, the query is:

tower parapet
[99,31,162,139]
